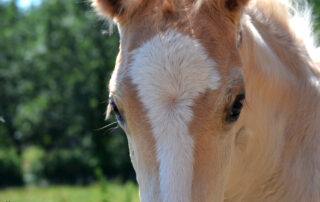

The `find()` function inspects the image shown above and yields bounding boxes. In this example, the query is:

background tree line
[0,0,319,188]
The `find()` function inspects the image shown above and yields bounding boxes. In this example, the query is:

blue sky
[1,0,41,8]
[18,0,41,7]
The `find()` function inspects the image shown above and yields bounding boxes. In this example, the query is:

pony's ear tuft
[91,0,143,20]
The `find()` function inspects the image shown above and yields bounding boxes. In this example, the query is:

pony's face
[93,0,248,201]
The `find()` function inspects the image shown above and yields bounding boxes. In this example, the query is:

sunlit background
[0,0,319,201]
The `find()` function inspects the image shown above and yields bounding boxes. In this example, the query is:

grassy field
[0,182,140,202]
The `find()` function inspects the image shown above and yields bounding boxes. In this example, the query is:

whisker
[95,121,118,131]
[102,125,121,135]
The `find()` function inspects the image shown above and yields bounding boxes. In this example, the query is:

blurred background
[0,0,137,201]
[0,0,319,201]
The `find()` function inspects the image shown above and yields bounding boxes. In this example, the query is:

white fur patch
[129,30,220,202]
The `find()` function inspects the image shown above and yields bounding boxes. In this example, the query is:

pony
[91,0,320,201]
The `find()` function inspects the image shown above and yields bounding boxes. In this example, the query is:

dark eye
[226,93,245,123]
[109,99,124,124]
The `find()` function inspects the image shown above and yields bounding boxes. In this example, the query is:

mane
[251,0,319,62]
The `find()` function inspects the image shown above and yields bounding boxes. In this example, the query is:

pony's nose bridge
[155,133,195,202]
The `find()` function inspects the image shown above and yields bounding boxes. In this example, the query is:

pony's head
[93,0,249,201]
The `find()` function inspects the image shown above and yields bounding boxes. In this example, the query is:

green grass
[0,182,140,202]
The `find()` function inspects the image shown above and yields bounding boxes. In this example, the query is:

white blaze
[129,30,220,202]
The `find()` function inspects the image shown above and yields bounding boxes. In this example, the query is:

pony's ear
[91,0,143,20]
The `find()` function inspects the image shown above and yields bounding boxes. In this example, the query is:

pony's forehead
[129,29,221,92]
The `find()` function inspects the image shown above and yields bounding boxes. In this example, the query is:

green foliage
[41,149,97,185]
[95,167,110,202]
[312,0,320,32]
[22,146,45,185]
[124,182,137,202]
[0,148,24,187]
[0,183,140,202]
[0,0,117,148]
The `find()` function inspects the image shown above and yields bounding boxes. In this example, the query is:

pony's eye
[111,102,120,116]
[226,93,245,123]
[109,99,124,124]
